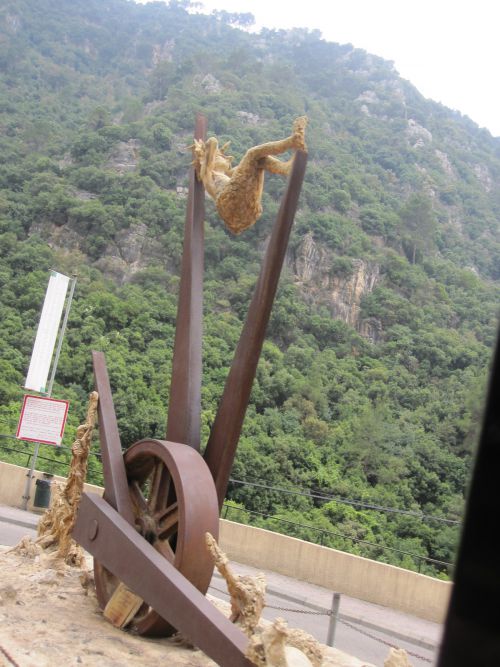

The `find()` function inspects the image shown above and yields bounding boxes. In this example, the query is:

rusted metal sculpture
[73,113,307,666]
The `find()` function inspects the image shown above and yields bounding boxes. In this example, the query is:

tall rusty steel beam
[73,493,254,667]
[204,150,308,508]
[92,350,135,526]
[165,113,207,450]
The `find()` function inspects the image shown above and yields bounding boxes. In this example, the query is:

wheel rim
[94,439,219,637]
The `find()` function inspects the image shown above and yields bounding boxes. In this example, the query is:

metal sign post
[21,272,77,510]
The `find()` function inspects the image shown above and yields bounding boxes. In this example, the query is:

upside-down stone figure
[192,116,307,234]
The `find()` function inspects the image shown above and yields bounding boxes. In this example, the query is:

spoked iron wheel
[94,439,219,637]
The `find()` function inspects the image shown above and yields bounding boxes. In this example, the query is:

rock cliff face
[328,261,380,329]
[291,233,381,341]
[95,223,162,282]
[106,139,140,173]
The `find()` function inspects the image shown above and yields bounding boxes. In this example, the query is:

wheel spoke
[129,480,148,513]
[156,502,179,540]
[155,538,175,563]
[148,462,171,510]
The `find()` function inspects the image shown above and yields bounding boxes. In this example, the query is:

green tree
[399,193,437,264]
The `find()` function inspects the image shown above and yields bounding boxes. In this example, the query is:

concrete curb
[1,516,38,531]
[0,505,40,531]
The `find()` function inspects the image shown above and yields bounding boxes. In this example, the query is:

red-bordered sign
[16,395,69,446]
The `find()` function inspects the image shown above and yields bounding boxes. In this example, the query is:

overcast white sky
[136,0,500,137]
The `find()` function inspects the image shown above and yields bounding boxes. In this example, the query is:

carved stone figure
[206,532,266,637]
[384,648,413,667]
[246,618,323,667]
[12,391,99,568]
[205,534,323,667]
[192,116,307,234]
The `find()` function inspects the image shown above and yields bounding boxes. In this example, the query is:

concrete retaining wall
[0,460,103,512]
[219,520,451,623]
[0,460,451,622]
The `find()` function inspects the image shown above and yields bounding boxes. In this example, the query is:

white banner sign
[25,271,70,393]
[16,395,69,446]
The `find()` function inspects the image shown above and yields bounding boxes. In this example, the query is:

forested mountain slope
[1,0,499,576]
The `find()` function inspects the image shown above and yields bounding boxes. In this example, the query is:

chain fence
[209,577,435,664]
[337,617,433,664]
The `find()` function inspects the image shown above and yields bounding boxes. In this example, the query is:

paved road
[0,519,37,546]
[0,505,442,666]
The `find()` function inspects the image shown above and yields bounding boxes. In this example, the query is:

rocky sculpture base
[0,546,379,667]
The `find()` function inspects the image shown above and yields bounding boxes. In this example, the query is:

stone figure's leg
[260,155,294,175]
[238,117,307,166]
[243,136,296,162]
[196,138,223,198]
[292,115,307,150]
[199,138,218,180]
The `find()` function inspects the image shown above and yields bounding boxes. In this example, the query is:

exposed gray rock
[30,220,82,253]
[291,233,381,340]
[152,39,175,65]
[329,259,380,329]
[237,111,261,125]
[358,318,383,344]
[113,223,149,265]
[407,119,432,146]
[93,223,165,282]
[106,139,140,173]
[473,163,493,191]
[294,233,329,285]
[58,153,74,168]
[434,150,455,178]
[144,100,166,116]
[73,190,98,201]
[197,73,223,94]
[83,39,95,56]
[6,14,21,32]
[356,90,379,105]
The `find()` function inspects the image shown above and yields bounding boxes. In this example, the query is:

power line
[0,434,461,525]
[228,478,462,525]
[223,503,452,569]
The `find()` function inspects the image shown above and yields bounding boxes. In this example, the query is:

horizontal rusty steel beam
[73,493,253,667]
